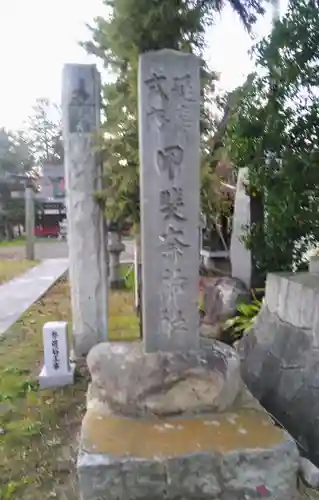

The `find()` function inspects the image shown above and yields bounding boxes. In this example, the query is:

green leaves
[85,0,270,226]
[223,293,263,341]
[26,98,63,165]
[226,0,319,275]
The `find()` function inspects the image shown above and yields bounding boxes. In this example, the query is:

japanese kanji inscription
[139,49,200,352]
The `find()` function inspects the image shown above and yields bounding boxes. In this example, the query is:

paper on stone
[138,50,200,353]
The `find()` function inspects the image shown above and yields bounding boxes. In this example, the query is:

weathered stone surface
[62,64,108,357]
[230,167,252,289]
[199,322,223,340]
[299,457,319,488]
[203,276,250,325]
[219,438,299,499]
[265,271,319,332]
[138,49,201,353]
[78,408,299,500]
[238,271,319,467]
[87,341,241,417]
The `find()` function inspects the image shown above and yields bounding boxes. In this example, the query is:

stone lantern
[107,222,125,289]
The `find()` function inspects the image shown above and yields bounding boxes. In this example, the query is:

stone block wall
[238,271,319,466]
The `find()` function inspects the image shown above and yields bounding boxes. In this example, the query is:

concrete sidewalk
[0,258,68,337]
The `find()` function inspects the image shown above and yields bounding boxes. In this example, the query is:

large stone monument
[139,50,200,352]
[77,51,300,500]
[62,64,108,357]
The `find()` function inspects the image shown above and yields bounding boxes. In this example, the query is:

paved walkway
[0,239,135,262]
[0,258,68,337]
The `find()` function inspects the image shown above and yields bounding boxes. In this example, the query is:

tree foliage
[226,0,319,275]
[0,129,36,239]
[0,129,34,176]
[26,98,63,165]
[84,0,271,228]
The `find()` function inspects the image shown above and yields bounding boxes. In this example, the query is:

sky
[0,0,288,131]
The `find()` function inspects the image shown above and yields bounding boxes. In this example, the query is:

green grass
[121,262,135,291]
[0,275,140,499]
[0,238,26,247]
[0,237,62,248]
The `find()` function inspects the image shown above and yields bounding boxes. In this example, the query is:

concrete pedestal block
[78,410,299,500]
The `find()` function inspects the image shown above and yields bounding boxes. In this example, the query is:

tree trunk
[250,193,265,288]
[5,220,14,241]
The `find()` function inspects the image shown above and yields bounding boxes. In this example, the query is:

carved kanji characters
[157,145,183,181]
[160,225,189,262]
[160,268,188,337]
[172,74,195,102]
[160,187,186,221]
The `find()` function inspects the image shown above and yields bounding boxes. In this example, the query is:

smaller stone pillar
[230,167,252,289]
[62,64,108,356]
[107,230,125,289]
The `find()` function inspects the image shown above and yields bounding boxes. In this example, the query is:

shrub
[223,289,263,343]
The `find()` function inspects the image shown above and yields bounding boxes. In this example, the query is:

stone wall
[238,271,319,466]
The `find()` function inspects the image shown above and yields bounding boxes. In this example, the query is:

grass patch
[0,276,140,499]
[0,260,37,285]
[0,238,26,248]
[120,262,135,291]
[0,237,61,249]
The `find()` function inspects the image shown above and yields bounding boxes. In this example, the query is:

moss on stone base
[81,408,286,458]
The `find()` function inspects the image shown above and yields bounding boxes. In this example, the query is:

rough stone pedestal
[203,276,250,326]
[108,231,125,289]
[78,341,300,500]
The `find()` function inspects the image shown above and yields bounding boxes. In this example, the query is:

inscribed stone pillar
[230,167,252,289]
[138,50,200,353]
[62,64,108,356]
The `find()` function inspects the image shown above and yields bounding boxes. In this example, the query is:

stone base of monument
[38,363,75,389]
[77,341,300,499]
